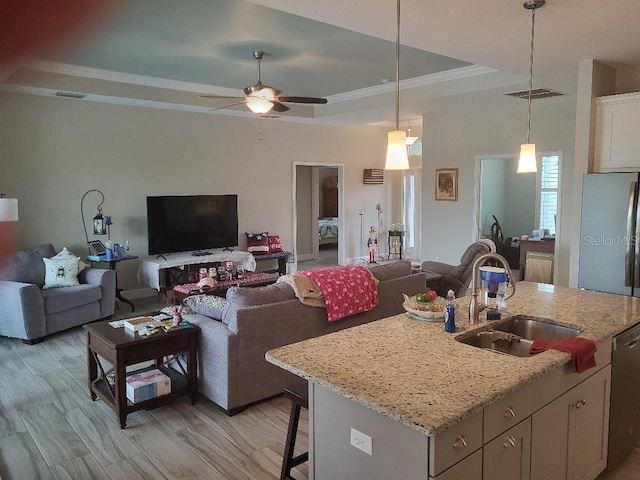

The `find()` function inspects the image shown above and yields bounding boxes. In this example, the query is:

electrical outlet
[350,428,372,455]
[376,203,381,211]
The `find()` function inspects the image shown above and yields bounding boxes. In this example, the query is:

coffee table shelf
[84,319,200,428]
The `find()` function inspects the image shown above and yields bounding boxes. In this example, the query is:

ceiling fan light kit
[385,0,409,171]
[518,0,545,173]
[247,97,274,114]
[198,50,327,116]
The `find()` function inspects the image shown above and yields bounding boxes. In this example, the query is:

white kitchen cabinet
[595,92,640,172]
[530,365,611,480]
[483,418,531,480]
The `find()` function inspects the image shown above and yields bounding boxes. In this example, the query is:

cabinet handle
[574,399,587,409]
[503,436,517,448]
[504,406,517,418]
[453,435,468,449]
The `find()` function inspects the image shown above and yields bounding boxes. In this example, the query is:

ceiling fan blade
[197,94,242,99]
[276,96,327,105]
[210,101,247,112]
[270,102,290,113]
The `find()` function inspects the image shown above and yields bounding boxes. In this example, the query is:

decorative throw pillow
[42,257,80,289]
[268,235,283,253]
[246,232,269,255]
[54,247,89,271]
[182,295,228,321]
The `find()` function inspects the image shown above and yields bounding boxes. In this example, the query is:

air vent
[505,88,563,100]
[55,91,86,99]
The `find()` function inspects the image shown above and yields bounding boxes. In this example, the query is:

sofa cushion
[41,283,101,315]
[183,294,228,320]
[222,283,296,325]
[42,257,81,289]
[0,243,56,287]
[368,260,411,282]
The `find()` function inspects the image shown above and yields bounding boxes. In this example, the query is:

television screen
[146,195,238,255]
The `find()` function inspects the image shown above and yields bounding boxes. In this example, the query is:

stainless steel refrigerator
[579,172,640,296]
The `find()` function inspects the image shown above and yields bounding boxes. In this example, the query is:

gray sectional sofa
[183,260,426,415]
[0,243,116,343]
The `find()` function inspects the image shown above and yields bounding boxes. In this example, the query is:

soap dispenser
[445,289,456,333]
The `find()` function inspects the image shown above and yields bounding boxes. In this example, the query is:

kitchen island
[266,282,640,479]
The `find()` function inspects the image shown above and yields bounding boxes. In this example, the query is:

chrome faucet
[469,252,516,325]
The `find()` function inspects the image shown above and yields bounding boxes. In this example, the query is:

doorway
[293,163,344,270]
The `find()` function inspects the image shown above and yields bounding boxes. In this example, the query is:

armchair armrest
[0,280,46,340]
[421,260,455,276]
[78,268,116,317]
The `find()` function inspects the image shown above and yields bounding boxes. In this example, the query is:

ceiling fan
[198,51,327,114]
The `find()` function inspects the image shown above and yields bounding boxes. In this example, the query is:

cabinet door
[595,93,640,172]
[531,365,611,480]
[432,449,482,480]
[568,365,611,480]
[483,418,531,480]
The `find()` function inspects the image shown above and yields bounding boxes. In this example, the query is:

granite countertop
[266,282,640,436]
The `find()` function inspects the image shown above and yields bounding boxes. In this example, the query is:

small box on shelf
[126,368,171,403]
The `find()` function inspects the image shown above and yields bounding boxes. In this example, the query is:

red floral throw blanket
[299,265,379,322]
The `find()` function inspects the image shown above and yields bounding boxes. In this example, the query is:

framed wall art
[435,168,458,201]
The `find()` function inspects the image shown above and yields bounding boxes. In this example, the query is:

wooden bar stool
[280,383,309,480]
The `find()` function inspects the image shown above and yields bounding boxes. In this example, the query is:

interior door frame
[292,162,345,269]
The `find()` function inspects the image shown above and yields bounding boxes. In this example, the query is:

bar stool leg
[281,385,309,480]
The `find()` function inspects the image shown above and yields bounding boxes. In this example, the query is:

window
[536,155,561,235]
[402,167,421,259]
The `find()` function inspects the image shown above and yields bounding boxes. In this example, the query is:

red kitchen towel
[529,337,597,373]
[300,266,379,322]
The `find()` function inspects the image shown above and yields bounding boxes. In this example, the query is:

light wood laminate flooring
[0,295,638,479]
[0,297,308,480]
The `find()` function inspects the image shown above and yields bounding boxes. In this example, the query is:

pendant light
[517,0,545,173]
[385,0,409,170]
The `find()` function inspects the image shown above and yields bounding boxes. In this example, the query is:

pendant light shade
[518,143,537,172]
[517,0,544,173]
[384,0,409,170]
[386,130,410,170]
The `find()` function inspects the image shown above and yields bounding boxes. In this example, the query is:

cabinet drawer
[429,409,483,477]
[484,381,534,443]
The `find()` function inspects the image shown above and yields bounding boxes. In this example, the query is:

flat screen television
[146,195,238,255]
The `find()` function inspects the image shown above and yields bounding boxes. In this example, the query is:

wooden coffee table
[84,317,200,428]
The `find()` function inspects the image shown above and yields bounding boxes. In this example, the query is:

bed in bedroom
[318,217,338,246]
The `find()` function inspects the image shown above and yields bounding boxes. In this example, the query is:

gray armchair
[421,241,494,297]
[0,244,116,343]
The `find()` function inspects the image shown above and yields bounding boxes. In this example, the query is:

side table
[87,255,138,312]
[84,319,199,428]
[387,231,404,259]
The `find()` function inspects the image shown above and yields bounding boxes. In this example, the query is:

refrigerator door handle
[635,182,640,288]
[625,182,637,287]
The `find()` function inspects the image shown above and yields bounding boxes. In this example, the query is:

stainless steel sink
[455,315,581,357]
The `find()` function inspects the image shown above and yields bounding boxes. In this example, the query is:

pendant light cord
[395,0,400,131]
[526,7,536,144]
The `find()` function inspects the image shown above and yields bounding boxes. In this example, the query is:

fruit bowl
[402,294,446,322]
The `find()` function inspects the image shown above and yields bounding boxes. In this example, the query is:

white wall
[420,89,577,284]
[0,92,393,293]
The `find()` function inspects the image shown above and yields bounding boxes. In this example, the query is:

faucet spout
[468,252,516,325]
